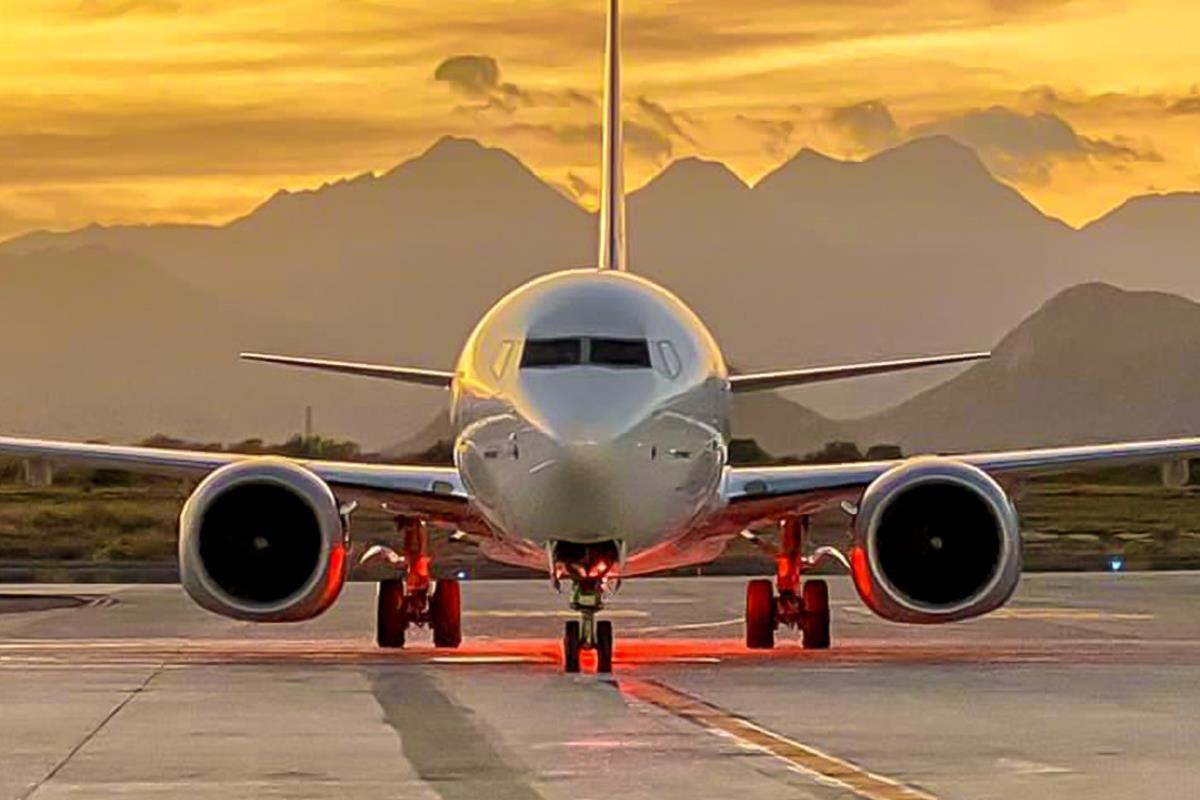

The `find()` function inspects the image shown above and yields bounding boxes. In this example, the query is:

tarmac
[2,573,1199,799]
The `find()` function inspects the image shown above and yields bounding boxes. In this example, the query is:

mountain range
[2,135,1199,450]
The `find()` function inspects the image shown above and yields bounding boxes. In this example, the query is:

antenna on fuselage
[597,0,626,272]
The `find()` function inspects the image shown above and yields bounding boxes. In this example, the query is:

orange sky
[1,0,1198,239]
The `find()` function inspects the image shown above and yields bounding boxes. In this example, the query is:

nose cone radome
[516,370,657,446]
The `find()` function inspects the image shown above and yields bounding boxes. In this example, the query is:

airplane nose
[518,372,656,445]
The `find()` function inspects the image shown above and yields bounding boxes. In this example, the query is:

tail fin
[597,0,626,271]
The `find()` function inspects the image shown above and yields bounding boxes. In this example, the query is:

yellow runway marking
[622,678,937,800]
[430,655,538,664]
[625,617,742,634]
[839,605,1153,622]
[991,607,1153,621]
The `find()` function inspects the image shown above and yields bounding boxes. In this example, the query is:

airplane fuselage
[452,269,730,559]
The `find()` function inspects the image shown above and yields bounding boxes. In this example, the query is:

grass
[4,477,1200,571]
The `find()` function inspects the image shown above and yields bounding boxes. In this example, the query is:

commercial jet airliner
[5,0,1200,673]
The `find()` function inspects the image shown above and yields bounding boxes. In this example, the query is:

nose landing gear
[552,541,620,673]
[744,516,836,650]
[562,579,615,673]
[374,519,462,649]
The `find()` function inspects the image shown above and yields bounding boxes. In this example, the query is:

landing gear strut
[744,516,831,650]
[376,519,462,649]
[553,541,619,674]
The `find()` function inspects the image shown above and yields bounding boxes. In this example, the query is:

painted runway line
[621,677,937,800]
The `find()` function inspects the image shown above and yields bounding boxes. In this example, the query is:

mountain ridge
[0,136,1198,446]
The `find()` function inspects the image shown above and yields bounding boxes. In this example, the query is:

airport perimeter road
[2,574,1199,800]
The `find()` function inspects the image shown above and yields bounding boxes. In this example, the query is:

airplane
[5,0,1200,674]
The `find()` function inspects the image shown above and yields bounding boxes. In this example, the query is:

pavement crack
[18,663,163,800]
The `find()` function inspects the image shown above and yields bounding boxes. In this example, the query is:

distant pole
[304,405,314,440]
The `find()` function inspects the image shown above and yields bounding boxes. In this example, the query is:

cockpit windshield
[520,337,652,369]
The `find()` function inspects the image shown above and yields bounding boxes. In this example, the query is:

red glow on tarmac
[4,636,1199,667]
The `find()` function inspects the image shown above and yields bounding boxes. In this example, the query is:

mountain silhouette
[1,136,1198,447]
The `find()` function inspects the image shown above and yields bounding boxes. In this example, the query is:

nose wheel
[562,578,614,673]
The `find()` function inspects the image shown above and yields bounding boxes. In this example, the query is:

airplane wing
[0,435,472,524]
[719,436,1200,528]
[729,351,990,392]
[240,353,455,388]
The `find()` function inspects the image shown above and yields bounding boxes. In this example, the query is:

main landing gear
[376,519,462,649]
[554,541,619,674]
[745,516,831,650]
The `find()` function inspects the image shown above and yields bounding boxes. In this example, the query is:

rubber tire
[595,620,614,674]
[563,620,582,673]
[431,579,463,648]
[376,580,407,648]
[801,579,831,650]
[745,579,776,649]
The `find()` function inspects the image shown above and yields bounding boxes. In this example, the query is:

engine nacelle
[179,459,348,622]
[849,457,1021,624]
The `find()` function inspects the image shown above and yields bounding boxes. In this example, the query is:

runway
[2,574,1199,799]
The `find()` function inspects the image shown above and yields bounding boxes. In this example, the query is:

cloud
[635,96,698,146]
[565,172,597,201]
[500,121,673,164]
[72,0,181,18]
[827,100,901,151]
[1168,96,1200,115]
[433,54,593,114]
[1021,85,1200,119]
[737,115,796,159]
[912,106,1159,183]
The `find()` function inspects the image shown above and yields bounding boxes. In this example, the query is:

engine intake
[179,459,347,622]
[850,457,1021,623]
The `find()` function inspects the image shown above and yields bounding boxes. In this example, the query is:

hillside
[851,283,1200,452]
[0,136,1198,446]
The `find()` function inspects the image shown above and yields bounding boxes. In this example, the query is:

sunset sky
[1,0,1198,239]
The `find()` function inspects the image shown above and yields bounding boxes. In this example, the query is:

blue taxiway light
[1108,556,1125,572]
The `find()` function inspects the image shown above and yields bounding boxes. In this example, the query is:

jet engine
[178,459,348,622]
[848,457,1021,623]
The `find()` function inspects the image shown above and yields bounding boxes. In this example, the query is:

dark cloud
[565,172,597,201]
[912,106,1160,183]
[635,96,698,146]
[433,54,593,115]
[1023,84,1200,119]
[72,0,181,18]
[736,115,796,159]
[1168,96,1200,115]
[827,100,901,151]
[501,121,672,164]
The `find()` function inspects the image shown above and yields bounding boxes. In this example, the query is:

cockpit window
[520,337,653,369]
[589,338,652,368]
[521,338,583,368]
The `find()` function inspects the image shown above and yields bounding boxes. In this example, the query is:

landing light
[1108,555,1125,572]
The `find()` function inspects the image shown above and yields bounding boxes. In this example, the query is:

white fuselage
[452,269,730,559]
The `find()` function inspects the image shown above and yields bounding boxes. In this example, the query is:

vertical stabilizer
[597,0,626,271]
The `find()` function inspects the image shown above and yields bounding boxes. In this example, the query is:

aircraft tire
[595,620,614,673]
[376,579,407,648]
[801,579,831,650]
[745,579,776,649]
[563,620,582,673]
[431,579,463,648]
